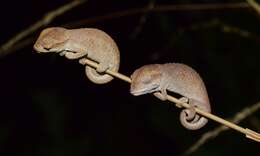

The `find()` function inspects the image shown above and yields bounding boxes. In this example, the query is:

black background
[0,0,259,155]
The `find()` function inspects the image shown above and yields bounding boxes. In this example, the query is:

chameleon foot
[153,91,167,101]
[79,58,87,65]
[96,64,109,73]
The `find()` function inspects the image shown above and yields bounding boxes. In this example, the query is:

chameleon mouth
[131,90,145,96]
[58,51,77,56]
[130,85,158,96]
[44,47,51,51]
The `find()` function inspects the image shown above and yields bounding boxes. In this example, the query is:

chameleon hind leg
[179,97,197,121]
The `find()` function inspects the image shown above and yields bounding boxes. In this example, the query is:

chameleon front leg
[60,50,86,59]
[153,88,168,101]
[64,49,87,59]
[54,41,88,59]
[181,98,197,121]
[59,51,67,56]
[48,40,86,59]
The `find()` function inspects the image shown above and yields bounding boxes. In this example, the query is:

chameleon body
[130,63,211,130]
[34,27,120,84]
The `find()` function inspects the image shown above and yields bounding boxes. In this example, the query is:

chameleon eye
[142,77,151,84]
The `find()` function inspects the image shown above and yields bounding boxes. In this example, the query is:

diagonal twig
[66,2,250,28]
[247,0,260,15]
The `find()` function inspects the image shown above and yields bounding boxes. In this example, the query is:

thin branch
[220,23,260,42]
[0,0,87,58]
[247,0,260,15]
[79,58,260,143]
[2,37,34,55]
[183,101,260,155]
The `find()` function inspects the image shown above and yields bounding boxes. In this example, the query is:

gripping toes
[153,92,167,101]
[96,63,109,73]
[184,108,196,120]
[79,58,87,65]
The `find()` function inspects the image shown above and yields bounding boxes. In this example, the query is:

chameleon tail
[179,109,208,130]
[83,52,120,84]
[85,66,114,84]
[179,98,211,130]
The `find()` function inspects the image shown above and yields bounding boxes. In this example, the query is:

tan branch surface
[79,58,260,143]
[0,0,87,58]
[183,101,260,155]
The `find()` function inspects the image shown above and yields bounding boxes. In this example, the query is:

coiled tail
[179,99,211,130]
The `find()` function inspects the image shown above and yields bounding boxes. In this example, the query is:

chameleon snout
[130,89,142,96]
[33,43,50,52]
[130,85,152,96]
[130,85,141,96]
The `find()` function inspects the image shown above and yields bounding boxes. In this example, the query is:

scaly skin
[130,63,211,130]
[34,27,120,84]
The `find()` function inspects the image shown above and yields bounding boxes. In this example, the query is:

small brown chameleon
[34,27,120,84]
[130,63,211,130]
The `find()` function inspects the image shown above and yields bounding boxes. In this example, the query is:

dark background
[0,0,259,155]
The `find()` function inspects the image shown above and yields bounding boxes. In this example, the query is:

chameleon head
[33,27,68,53]
[130,64,162,96]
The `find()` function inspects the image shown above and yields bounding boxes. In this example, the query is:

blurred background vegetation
[0,0,259,155]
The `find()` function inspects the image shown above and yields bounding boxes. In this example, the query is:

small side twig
[247,0,260,15]
[183,101,260,155]
[0,0,87,58]
[66,2,250,27]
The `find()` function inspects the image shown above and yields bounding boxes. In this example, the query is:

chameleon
[130,63,211,130]
[33,27,120,84]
